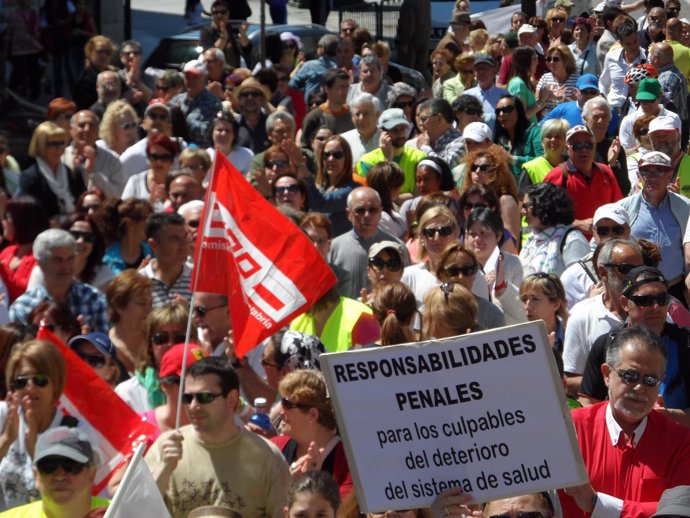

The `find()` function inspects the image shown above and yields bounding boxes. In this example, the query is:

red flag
[37,327,156,494]
[192,151,336,358]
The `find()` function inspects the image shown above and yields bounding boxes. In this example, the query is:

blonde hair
[417,205,459,260]
[278,370,337,430]
[5,340,66,404]
[422,282,477,339]
[138,301,196,371]
[469,29,490,52]
[519,273,568,325]
[99,100,139,150]
[29,122,68,159]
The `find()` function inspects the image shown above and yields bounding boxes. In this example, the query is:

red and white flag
[37,327,156,494]
[192,151,336,358]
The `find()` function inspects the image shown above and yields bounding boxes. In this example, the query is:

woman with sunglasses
[105,270,153,374]
[122,134,179,212]
[536,45,580,117]
[520,273,569,352]
[360,241,406,304]
[465,208,526,325]
[115,301,197,413]
[545,8,569,48]
[435,240,506,330]
[256,145,293,198]
[493,95,544,178]
[273,173,308,212]
[302,136,358,237]
[460,146,521,243]
[272,370,353,497]
[206,112,254,176]
[200,0,250,68]
[569,18,600,77]
[507,46,552,123]
[97,100,140,157]
[519,182,589,277]
[458,184,518,254]
[0,340,74,509]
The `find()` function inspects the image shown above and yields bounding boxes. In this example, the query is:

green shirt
[355,146,427,194]
[0,497,110,517]
[508,76,537,124]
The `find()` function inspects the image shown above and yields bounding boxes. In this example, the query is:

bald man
[666,18,690,80]
[650,41,689,145]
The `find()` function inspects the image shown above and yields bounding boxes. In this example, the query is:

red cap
[159,343,206,379]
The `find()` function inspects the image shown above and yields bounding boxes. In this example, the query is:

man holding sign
[561,326,690,518]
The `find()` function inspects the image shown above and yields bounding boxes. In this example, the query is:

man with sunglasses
[561,325,690,518]
[145,356,290,518]
[0,427,107,517]
[544,124,623,239]
[638,7,667,49]
[233,77,272,154]
[580,266,690,418]
[61,109,126,198]
[619,151,690,302]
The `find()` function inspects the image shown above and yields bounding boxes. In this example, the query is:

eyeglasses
[471,163,494,173]
[443,264,478,277]
[640,168,671,178]
[489,513,545,518]
[323,150,345,159]
[156,84,170,91]
[148,153,173,162]
[628,292,670,307]
[239,91,263,98]
[551,17,565,23]
[151,332,187,346]
[281,397,311,410]
[352,205,381,216]
[461,108,483,116]
[394,101,414,109]
[182,392,224,405]
[368,256,403,272]
[36,458,88,476]
[211,8,228,14]
[615,368,662,388]
[276,184,300,194]
[604,262,639,274]
[495,105,515,115]
[193,302,228,317]
[147,112,169,121]
[422,225,454,238]
[70,230,95,243]
[119,122,138,130]
[569,142,594,151]
[546,56,561,62]
[266,159,289,168]
[78,353,107,369]
[595,225,626,237]
[10,374,49,391]
[464,201,488,210]
[46,141,66,148]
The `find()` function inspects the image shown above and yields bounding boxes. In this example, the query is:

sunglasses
[368,256,403,272]
[151,332,187,346]
[615,368,661,387]
[640,168,671,178]
[604,262,638,274]
[628,292,670,307]
[569,142,594,151]
[394,101,414,109]
[495,105,515,115]
[70,230,95,243]
[266,159,289,168]
[471,163,494,173]
[422,225,454,238]
[462,108,483,116]
[46,141,66,148]
[595,225,626,237]
[489,513,545,518]
[119,122,138,130]
[353,205,380,216]
[10,374,49,391]
[276,184,300,194]
[649,15,664,21]
[551,17,565,23]
[342,27,355,33]
[147,112,169,121]
[36,457,88,475]
[281,397,311,410]
[323,150,345,159]
[182,392,224,405]
[464,201,488,210]
[187,219,200,228]
[546,56,561,62]
[148,153,173,162]
[193,302,228,317]
[78,353,107,369]
[443,264,478,277]
[239,91,263,98]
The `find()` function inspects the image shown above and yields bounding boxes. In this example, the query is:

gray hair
[596,238,642,269]
[605,325,666,369]
[387,82,417,108]
[360,54,383,71]
[33,229,76,263]
[204,47,226,63]
[582,96,611,121]
[319,35,339,57]
[541,118,570,138]
[178,199,205,218]
[266,111,296,135]
[350,92,381,113]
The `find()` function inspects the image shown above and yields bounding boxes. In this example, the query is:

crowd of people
[2,0,690,515]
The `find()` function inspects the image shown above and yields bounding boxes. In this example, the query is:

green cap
[636,78,661,101]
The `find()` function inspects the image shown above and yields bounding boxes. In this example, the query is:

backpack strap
[578,259,598,283]
[559,227,577,254]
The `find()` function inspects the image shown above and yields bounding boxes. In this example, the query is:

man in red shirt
[544,125,623,239]
[561,325,690,518]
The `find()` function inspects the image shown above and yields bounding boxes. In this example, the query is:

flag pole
[175,147,221,430]
[103,442,148,518]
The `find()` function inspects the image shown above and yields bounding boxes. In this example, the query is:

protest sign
[320,321,588,513]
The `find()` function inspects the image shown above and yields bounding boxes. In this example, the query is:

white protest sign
[320,321,588,513]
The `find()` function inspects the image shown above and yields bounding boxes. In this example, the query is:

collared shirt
[140,261,193,308]
[631,194,684,280]
[605,402,647,447]
[619,105,681,151]
[599,46,646,108]
[464,84,508,133]
[171,90,222,148]
[657,62,689,120]
[9,282,109,333]
[289,55,338,101]
[421,127,464,169]
[341,128,381,164]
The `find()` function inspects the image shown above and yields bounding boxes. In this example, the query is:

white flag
[104,443,171,518]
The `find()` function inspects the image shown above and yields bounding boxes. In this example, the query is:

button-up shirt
[421,127,465,169]
[599,46,646,108]
[171,89,222,148]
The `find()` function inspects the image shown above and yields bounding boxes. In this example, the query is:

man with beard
[562,238,644,396]
[638,6,666,49]
[145,356,290,518]
[648,116,690,198]
[580,266,690,428]
[560,325,690,518]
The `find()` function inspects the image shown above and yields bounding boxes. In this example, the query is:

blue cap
[69,332,116,359]
[576,74,599,92]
